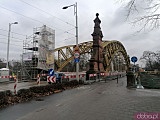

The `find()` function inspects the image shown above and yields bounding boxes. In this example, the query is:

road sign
[74,52,80,58]
[131,56,138,63]
[48,69,54,76]
[47,76,56,83]
[74,58,80,63]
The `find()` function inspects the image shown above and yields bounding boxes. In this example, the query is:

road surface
[0,77,160,120]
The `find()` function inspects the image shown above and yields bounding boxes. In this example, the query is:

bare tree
[0,58,6,68]
[121,0,160,31]
[140,51,154,69]
[140,50,160,70]
[0,58,6,62]
[155,51,160,62]
[79,54,89,71]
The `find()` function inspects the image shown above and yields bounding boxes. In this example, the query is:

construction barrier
[40,72,126,83]
[37,74,40,85]
[88,73,107,81]
[41,74,47,76]
[0,76,12,78]
[99,73,105,81]
[61,73,86,82]
[13,76,18,94]
[79,74,85,81]
[87,72,126,81]
[89,74,97,81]
[47,76,56,83]
[0,76,13,83]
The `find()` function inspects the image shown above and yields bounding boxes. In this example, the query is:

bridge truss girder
[102,40,130,71]
[54,40,130,72]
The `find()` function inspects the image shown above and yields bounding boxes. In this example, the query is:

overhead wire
[0,28,26,37]
[18,0,75,27]
[0,0,77,52]
[0,33,24,42]
[0,5,43,24]
[0,4,75,36]
[0,41,22,47]
[0,39,23,43]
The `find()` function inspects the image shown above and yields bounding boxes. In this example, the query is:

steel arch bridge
[54,40,130,72]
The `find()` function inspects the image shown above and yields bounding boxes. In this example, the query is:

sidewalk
[0,80,48,92]
[93,77,160,120]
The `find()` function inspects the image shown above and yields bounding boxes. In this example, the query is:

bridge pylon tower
[86,13,105,80]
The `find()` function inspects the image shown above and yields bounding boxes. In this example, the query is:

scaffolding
[22,25,55,80]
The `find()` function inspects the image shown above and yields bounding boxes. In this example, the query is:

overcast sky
[0,0,159,66]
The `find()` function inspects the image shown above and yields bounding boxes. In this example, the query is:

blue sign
[74,58,80,63]
[48,69,54,76]
[131,56,138,63]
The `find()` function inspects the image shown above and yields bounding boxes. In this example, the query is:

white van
[0,68,10,82]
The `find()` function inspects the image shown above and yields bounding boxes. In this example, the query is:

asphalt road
[0,77,160,120]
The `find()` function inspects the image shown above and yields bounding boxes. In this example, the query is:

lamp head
[13,22,18,24]
[62,6,68,9]
[35,31,40,35]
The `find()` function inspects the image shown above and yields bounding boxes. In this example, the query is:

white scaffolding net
[36,25,55,70]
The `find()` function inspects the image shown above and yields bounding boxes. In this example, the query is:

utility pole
[6,22,18,69]
[63,2,79,81]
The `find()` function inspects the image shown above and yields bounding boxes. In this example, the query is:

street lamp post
[6,22,18,69]
[63,2,79,81]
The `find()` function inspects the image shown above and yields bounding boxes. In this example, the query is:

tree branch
[121,0,160,31]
